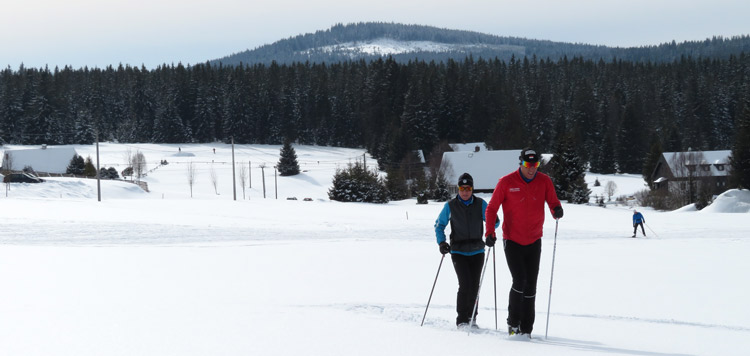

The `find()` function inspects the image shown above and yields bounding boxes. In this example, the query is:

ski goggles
[457,186,473,192]
[522,160,540,168]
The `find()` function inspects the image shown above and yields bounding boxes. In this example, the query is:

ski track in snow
[0,221,418,246]
[528,338,693,356]
[306,303,700,356]
[561,313,750,332]
[311,302,750,334]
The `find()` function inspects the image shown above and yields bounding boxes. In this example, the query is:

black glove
[485,233,496,247]
[553,206,564,219]
[439,242,451,255]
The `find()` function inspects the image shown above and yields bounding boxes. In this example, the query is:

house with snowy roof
[448,142,488,152]
[650,150,732,196]
[441,149,552,193]
[2,145,78,174]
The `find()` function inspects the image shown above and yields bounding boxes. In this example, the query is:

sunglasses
[458,186,473,192]
[522,160,540,168]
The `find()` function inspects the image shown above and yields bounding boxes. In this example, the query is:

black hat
[458,173,473,187]
[519,147,539,163]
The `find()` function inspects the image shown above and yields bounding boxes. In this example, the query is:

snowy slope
[305,37,525,58]
[1,143,748,356]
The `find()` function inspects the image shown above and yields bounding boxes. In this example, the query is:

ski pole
[468,248,492,335]
[645,222,659,237]
[492,245,498,330]
[421,254,445,326]
[545,219,560,339]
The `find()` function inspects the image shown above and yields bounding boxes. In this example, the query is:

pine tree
[730,102,750,189]
[385,167,409,201]
[25,69,62,145]
[152,88,190,143]
[83,156,97,177]
[569,174,591,204]
[597,138,617,174]
[548,135,590,204]
[429,164,452,202]
[642,141,663,188]
[277,141,300,176]
[66,154,85,175]
[615,101,648,173]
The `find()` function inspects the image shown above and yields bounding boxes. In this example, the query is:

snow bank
[701,189,750,213]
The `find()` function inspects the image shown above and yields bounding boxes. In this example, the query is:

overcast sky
[2,0,748,70]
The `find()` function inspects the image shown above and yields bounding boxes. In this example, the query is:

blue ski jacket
[633,212,645,224]
[434,195,499,256]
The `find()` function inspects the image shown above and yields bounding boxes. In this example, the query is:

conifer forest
[2,54,750,174]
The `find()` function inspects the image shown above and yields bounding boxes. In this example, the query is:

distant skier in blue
[632,210,646,238]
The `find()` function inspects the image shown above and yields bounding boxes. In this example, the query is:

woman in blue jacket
[434,173,498,328]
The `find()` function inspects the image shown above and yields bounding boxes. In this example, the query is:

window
[715,164,725,171]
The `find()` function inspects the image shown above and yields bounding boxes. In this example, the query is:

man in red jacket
[484,147,563,337]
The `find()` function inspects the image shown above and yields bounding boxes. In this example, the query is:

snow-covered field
[1,143,749,356]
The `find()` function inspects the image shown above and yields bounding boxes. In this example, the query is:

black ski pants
[504,239,541,334]
[451,252,485,325]
[634,222,645,236]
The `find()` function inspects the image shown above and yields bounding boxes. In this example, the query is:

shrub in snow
[432,186,451,202]
[328,162,388,203]
[430,171,451,202]
[99,167,120,179]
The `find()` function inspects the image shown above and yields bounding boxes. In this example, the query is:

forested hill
[211,22,750,66]
[3,53,750,178]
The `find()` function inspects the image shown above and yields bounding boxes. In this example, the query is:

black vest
[448,196,486,253]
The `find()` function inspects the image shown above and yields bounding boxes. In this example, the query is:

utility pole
[274,168,278,199]
[96,130,101,202]
[231,137,236,201]
[261,165,266,198]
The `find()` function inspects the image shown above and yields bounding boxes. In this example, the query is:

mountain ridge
[211,22,750,66]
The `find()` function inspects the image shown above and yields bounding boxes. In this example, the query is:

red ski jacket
[485,169,561,246]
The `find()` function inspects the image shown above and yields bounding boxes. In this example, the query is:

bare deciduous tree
[131,151,147,181]
[2,151,14,172]
[2,152,12,195]
[670,151,709,207]
[238,162,248,199]
[210,163,219,195]
[605,181,618,201]
[187,161,197,198]
[122,149,132,180]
